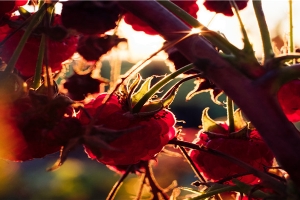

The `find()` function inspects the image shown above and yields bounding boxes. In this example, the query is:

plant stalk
[32,34,45,89]
[226,96,235,133]
[106,165,133,200]
[4,3,47,74]
[118,0,300,190]
[178,145,206,183]
[289,0,294,54]
[252,0,274,63]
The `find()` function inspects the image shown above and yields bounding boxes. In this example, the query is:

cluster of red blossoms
[0,0,184,168]
[2,87,176,167]
[188,110,274,184]
[79,94,176,165]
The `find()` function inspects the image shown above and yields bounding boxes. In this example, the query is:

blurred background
[1,0,300,199]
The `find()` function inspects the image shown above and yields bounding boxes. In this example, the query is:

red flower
[0,97,32,161]
[0,93,76,161]
[0,24,10,41]
[77,35,126,61]
[46,117,83,147]
[189,124,274,184]
[80,93,176,165]
[0,1,15,14]
[0,15,78,77]
[0,97,58,161]
[0,1,28,15]
[203,0,249,16]
[165,47,198,75]
[123,1,199,35]
[0,1,28,26]
[277,80,300,122]
[61,1,121,35]
[63,72,107,101]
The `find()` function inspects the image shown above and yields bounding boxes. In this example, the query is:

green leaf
[131,75,153,107]
[201,108,227,134]
[131,63,194,114]
[136,74,199,115]
[127,74,142,108]
[160,75,192,109]
[228,126,249,139]
[128,74,141,94]
[18,7,31,19]
[233,109,247,130]
[161,87,177,109]
[137,100,163,117]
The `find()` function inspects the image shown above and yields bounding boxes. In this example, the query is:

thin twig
[145,161,169,200]
[106,165,133,200]
[168,139,286,195]
[118,1,300,189]
[178,145,206,183]
[134,173,146,200]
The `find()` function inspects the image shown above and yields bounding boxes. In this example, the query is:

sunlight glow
[20,1,300,62]
[117,0,300,61]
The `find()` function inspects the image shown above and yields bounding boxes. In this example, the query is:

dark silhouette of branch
[118,0,300,190]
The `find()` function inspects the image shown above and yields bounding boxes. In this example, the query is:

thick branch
[118,1,300,189]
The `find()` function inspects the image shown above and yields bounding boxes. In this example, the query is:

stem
[119,0,300,190]
[169,140,286,195]
[145,161,169,200]
[252,0,274,63]
[44,35,53,99]
[178,145,206,183]
[229,0,254,55]
[32,34,45,90]
[226,96,235,133]
[257,63,300,95]
[289,0,294,54]
[134,173,146,200]
[38,0,44,9]
[157,0,206,29]
[157,0,241,55]
[4,3,47,74]
[106,165,133,200]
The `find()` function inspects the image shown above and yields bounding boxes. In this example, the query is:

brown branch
[144,161,169,200]
[169,139,285,194]
[118,1,300,190]
[106,165,133,200]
